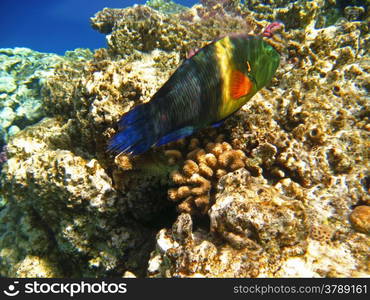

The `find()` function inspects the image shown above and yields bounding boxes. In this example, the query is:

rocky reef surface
[0,48,92,145]
[0,0,369,277]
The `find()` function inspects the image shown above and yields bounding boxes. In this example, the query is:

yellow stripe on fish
[215,36,255,120]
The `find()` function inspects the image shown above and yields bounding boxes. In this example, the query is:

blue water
[0,0,198,55]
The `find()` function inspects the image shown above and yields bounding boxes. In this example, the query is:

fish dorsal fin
[230,70,253,99]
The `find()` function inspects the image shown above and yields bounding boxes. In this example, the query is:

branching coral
[167,139,246,215]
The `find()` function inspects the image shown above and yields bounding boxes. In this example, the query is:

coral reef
[148,170,368,277]
[90,5,251,59]
[146,0,188,14]
[1,0,369,278]
[167,139,247,215]
[1,28,182,278]
[146,1,370,278]
[350,206,370,234]
[209,169,308,251]
[43,47,180,156]
[0,48,92,145]
[0,118,154,276]
[0,48,59,144]
[245,0,370,28]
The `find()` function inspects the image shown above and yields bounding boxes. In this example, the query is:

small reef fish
[108,34,280,155]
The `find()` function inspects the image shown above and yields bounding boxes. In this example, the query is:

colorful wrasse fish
[108,34,280,155]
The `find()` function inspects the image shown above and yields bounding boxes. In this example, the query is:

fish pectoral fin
[210,120,225,128]
[156,126,195,147]
[210,111,239,128]
[230,70,253,99]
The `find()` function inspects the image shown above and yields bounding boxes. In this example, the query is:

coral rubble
[0,0,369,277]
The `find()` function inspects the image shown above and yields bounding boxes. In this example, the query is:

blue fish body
[108,35,280,155]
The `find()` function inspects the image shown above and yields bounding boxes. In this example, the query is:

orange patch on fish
[230,70,253,99]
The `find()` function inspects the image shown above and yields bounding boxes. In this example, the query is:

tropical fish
[108,34,280,155]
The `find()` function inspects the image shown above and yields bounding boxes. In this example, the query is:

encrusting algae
[0,0,369,278]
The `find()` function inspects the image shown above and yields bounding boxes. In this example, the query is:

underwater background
[0,0,369,277]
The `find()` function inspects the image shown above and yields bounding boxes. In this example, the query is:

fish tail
[108,104,159,155]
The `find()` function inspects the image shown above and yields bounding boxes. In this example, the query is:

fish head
[231,35,280,93]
